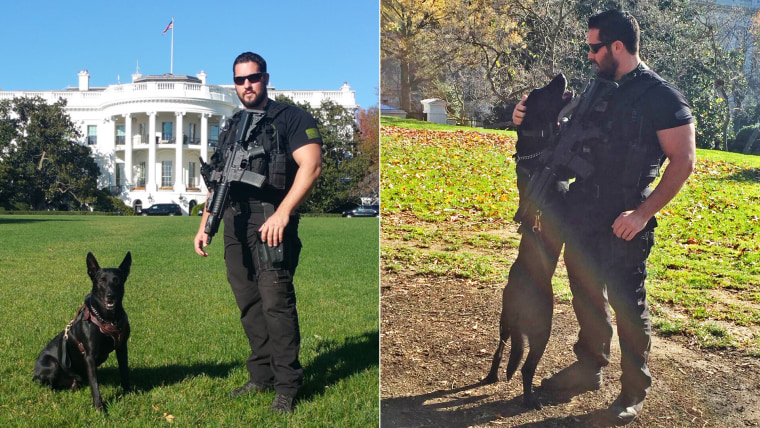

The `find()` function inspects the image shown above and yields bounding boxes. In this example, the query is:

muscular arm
[259,143,322,246]
[612,123,696,240]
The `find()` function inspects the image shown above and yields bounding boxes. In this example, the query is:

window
[115,164,124,187]
[87,125,98,145]
[210,125,219,148]
[188,161,197,188]
[116,125,125,145]
[137,162,146,187]
[161,161,172,187]
[188,123,197,144]
[162,122,173,142]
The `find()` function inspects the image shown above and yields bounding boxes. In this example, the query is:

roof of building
[133,74,202,84]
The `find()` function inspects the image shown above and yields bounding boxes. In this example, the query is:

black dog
[33,252,132,411]
[483,74,573,409]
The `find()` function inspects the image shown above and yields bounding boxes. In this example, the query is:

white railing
[0,82,238,105]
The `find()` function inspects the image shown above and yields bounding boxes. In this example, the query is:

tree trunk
[400,61,411,113]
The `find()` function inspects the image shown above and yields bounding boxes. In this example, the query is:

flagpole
[170,16,174,74]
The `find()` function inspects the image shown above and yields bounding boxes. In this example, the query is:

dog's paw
[481,374,499,385]
[524,394,543,410]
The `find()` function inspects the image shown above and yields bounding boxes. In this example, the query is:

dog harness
[63,297,128,359]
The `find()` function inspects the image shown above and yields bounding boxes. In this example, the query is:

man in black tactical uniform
[515,10,695,424]
[194,52,322,413]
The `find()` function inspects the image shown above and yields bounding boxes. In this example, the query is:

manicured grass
[381,116,760,354]
[0,215,379,426]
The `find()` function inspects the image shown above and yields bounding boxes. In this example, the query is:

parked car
[342,205,379,218]
[140,203,182,216]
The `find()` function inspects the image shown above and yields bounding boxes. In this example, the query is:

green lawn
[381,116,760,355]
[0,215,379,427]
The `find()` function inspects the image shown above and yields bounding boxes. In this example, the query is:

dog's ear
[547,73,567,97]
[86,252,100,279]
[119,252,132,278]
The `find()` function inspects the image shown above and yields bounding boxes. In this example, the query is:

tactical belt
[575,181,627,199]
[231,200,272,214]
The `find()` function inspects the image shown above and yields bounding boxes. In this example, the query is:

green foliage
[190,202,205,216]
[89,189,135,215]
[0,216,378,425]
[0,96,99,211]
[731,125,760,154]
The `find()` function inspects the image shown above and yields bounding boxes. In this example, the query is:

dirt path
[380,273,760,427]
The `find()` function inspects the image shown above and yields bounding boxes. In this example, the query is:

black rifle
[514,78,618,225]
[199,109,268,244]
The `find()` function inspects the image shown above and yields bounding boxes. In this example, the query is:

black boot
[541,361,602,395]
[607,391,645,425]
[230,380,272,398]
[270,392,296,413]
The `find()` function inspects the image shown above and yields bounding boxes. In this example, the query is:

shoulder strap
[265,99,288,120]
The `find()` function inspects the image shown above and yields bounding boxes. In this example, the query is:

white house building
[0,70,357,214]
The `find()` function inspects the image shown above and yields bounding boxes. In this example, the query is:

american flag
[162,19,173,35]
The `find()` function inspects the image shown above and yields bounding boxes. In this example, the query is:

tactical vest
[568,67,665,216]
[216,100,294,200]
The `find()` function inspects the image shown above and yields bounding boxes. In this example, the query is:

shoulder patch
[305,127,321,140]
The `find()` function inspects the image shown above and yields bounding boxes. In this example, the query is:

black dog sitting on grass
[33,252,132,411]
[483,74,574,409]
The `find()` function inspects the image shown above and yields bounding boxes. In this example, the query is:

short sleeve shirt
[270,100,323,153]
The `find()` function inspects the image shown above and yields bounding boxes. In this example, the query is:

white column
[124,113,133,189]
[200,113,210,193]
[174,112,185,191]
[106,117,117,188]
[147,112,157,192]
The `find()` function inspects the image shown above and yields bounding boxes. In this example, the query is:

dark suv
[141,203,182,216]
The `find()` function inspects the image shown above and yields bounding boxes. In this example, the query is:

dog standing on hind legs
[33,252,132,411]
[482,74,574,409]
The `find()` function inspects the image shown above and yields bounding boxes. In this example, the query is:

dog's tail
[506,330,524,381]
[483,320,511,384]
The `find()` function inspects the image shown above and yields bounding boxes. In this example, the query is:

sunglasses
[588,41,609,54]
[233,72,265,85]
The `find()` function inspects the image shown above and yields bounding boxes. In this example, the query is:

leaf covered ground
[380,123,760,427]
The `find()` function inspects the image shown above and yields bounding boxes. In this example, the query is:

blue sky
[0,1,379,109]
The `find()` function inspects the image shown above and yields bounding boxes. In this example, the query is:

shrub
[190,202,205,216]
[730,125,760,154]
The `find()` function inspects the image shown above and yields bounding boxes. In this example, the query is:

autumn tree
[355,106,379,203]
[381,0,452,113]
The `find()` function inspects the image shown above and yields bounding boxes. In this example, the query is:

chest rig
[570,67,665,212]
[217,100,292,192]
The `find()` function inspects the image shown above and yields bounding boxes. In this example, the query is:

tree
[356,106,379,203]
[381,0,451,112]
[0,96,99,210]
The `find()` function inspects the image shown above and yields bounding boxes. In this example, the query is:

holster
[257,202,285,270]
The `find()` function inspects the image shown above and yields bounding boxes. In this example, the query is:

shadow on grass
[99,362,238,391]
[727,167,760,182]
[299,330,379,400]
[95,331,378,397]
[0,217,81,224]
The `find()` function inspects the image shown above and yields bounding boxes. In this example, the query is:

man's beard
[240,88,268,109]
[594,52,618,80]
